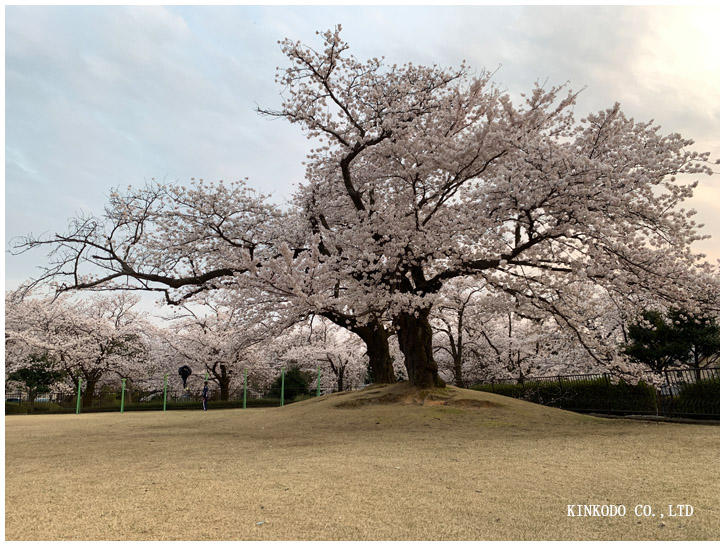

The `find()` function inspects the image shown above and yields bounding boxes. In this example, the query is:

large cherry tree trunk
[452,353,464,388]
[395,309,445,388]
[81,375,99,408]
[218,365,231,401]
[453,309,465,387]
[349,320,396,384]
[336,365,346,392]
[27,388,37,413]
[219,379,231,401]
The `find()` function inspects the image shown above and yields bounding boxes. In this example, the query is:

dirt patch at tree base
[333,382,502,409]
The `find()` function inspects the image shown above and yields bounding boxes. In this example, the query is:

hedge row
[472,377,657,413]
[668,378,720,416]
[472,376,719,417]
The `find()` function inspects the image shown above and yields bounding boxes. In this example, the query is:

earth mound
[332,382,502,409]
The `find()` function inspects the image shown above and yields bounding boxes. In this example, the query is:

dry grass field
[5,383,719,540]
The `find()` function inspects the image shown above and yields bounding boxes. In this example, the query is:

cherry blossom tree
[431,279,488,387]
[257,27,715,387]
[5,291,151,407]
[162,292,290,400]
[282,316,368,392]
[14,179,398,384]
[15,27,716,388]
[431,280,626,385]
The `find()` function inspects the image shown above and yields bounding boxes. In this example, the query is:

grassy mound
[286,382,594,430]
[330,383,503,408]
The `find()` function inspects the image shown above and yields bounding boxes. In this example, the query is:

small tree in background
[7,353,66,410]
[624,309,719,378]
[668,310,720,373]
[267,366,314,402]
[165,293,285,401]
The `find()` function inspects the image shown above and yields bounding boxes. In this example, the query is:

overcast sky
[5,5,720,292]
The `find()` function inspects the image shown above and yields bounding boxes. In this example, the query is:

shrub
[267,366,313,401]
[472,377,657,414]
[5,402,71,415]
[670,378,719,416]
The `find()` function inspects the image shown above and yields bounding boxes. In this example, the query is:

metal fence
[5,382,349,414]
[6,367,719,419]
[662,366,719,386]
[655,367,719,418]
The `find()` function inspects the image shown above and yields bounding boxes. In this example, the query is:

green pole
[280,368,285,407]
[163,373,168,412]
[120,378,126,414]
[75,377,82,414]
[243,368,247,410]
[316,365,321,397]
[205,370,209,381]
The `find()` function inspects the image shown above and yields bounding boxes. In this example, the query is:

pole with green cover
[75,377,82,414]
[163,373,168,412]
[316,365,321,397]
[120,378,126,413]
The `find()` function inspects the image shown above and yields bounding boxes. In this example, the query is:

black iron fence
[661,366,719,388]
[472,367,719,419]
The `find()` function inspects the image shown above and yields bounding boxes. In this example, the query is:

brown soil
[334,382,502,408]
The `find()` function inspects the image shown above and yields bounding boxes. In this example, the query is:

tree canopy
[624,309,719,372]
[14,26,718,388]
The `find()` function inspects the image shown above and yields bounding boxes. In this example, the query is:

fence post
[655,391,661,417]
[605,373,613,414]
[163,373,168,412]
[75,377,82,414]
[316,366,321,397]
[120,378,126,414]
[243,368,247,410]
[280,368,285,407]
[660,370,673,417]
